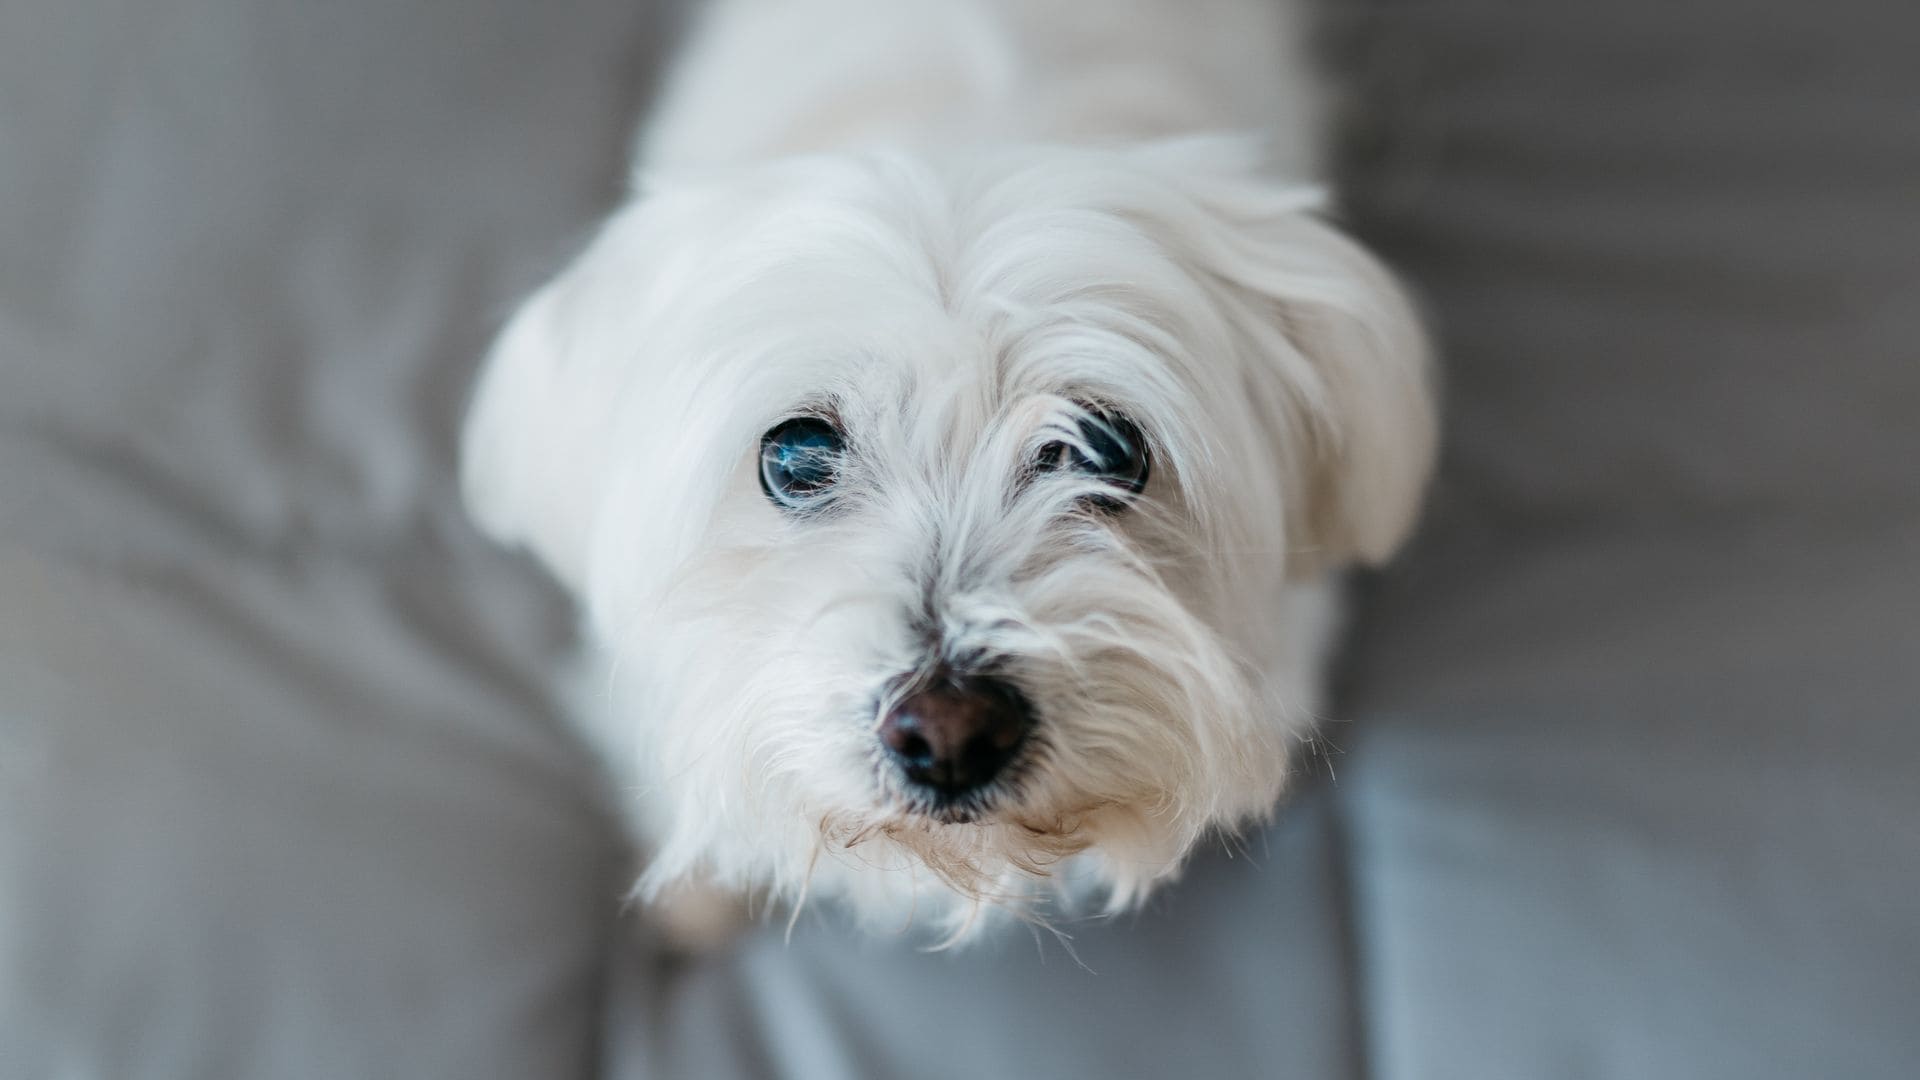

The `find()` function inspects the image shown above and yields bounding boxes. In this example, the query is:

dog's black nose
[879,675,1032,799]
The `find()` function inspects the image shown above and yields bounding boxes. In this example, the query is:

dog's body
[464,0,1435,941]
[639,0,1325,175]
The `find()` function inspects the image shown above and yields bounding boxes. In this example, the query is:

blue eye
[759,417,845,511]
[1037,408,1150,509]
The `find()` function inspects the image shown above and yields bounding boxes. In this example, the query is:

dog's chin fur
[462,0,1436,943]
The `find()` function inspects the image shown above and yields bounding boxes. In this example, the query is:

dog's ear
[462,206,672,594]
[1140,150,1437,573]
[1250,210,1437,572]
[462,269,600,592]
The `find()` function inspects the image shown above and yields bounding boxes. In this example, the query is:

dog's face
[464,143,1432,935]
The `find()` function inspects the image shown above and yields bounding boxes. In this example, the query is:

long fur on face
[462,5,1435,941]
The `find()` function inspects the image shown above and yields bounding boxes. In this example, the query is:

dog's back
[640,0,1325,174]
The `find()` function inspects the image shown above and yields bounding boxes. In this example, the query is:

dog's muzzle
[878,673,1032,804]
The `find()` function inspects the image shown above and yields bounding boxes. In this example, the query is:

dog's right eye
[759,417,844,511]
[1036,407,1150,511]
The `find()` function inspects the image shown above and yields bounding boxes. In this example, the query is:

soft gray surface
[3,1,1917,1078]
[611,793,1363,1080]
[1333,5,1920,1075]
[1,2,669,1076]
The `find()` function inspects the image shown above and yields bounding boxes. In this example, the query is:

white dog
[463,0,1436,943]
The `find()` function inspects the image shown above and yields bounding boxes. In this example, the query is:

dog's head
[463,141,1433,936]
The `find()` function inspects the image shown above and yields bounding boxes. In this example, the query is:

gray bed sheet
[3,1,1916,1078]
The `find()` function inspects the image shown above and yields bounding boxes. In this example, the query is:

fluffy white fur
[463,0,1436,941]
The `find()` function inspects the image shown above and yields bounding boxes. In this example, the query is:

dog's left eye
[1037,408,1150,507]
[760,416,845,511]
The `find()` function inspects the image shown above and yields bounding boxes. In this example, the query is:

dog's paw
[647,880,753,955]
